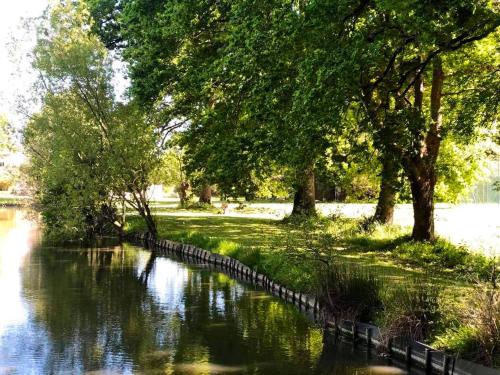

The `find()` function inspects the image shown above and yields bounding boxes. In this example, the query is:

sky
[0,0,129,144]
[0,1,49,123]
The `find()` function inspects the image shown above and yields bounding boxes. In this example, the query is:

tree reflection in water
[13,241,402,374]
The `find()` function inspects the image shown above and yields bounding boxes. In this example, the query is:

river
[0,209,411,374]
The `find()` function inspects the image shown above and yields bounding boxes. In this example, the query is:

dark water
[0,209,408,374]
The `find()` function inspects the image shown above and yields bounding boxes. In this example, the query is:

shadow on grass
[130,214,495,295]
[347,234,411,252]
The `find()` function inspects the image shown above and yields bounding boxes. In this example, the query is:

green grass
[125,212,485,294]
[0,197,28,206]
[125,209,500,366]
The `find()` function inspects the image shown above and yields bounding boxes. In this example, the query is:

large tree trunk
[291,166,316,216]
[405,57,444,242]
[178,181,190,207]
[408,167,436,241]
[373,155,399,224]
[199,184,212,204]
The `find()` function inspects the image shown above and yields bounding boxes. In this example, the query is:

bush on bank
[433,278,500,367]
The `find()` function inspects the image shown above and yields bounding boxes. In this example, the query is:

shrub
[178,201,219,213]
[434,326,481,360]
[317,262,382,322]
[434,275,500,367]
[466,277,500,366]
[379,280,441,343]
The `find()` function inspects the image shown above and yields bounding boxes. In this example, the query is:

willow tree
[24,2,159,239]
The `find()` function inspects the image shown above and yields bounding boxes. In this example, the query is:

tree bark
[178,181,189,206]
[129,190,158,238]
[142,202,157,238]
[405,57,444,242]
[198,184,212,204]
[408,167,436,241]
[291,166,316,216]
[373,155,398,224]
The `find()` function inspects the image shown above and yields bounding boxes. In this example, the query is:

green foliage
[318,262,383,322]
[254,174,291,200]
[435,139,489,202]
[343,218,495,281]
[379,280,441,342]
[348,223,410,251]
[434,326,481,359]
[87,0,500,239]
[23,2,161,240]
[0,116,12,152]
[394,240,493,278]
[87,0,350,206]
[434,277,500,367]
[152,147,185,187]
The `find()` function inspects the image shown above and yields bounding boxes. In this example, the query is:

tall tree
[340,0,499,240]
[87,0,351,216]
[24,1,160,239]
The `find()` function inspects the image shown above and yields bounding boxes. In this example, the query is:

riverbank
[126,210,499,368]
[0,195,29,207]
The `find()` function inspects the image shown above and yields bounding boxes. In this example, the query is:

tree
[0,116,15,191]
[86,0,351,216]
[0,116,11,151]
[24,1,160,239]
[337,0,499,240]
[152,145,191,206]
[86,0,499,234]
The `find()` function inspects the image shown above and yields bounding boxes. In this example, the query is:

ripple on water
[366,366,407,374]
[174,362,246,373]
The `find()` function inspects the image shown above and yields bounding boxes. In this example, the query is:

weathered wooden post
[405,345,412,367]
[442,354,450,375]
[425,349,432,374]
[366,327,372,348]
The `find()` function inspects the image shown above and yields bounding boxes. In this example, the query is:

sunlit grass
[0,197,27,206]
[125,212,483,296]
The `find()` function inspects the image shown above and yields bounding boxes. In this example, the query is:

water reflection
[0,209,36,336]
[0,209,413,374]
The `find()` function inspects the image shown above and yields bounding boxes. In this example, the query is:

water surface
[0,209,409,374]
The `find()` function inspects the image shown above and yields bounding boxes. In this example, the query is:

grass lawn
[0,196,28,206]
